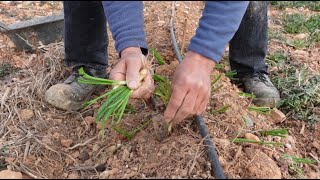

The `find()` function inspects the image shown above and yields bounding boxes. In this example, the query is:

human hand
[164,51,215,124]
[109,47,154,100]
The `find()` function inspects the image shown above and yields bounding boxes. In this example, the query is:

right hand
[109,47,155,100]
[164,51,215,124]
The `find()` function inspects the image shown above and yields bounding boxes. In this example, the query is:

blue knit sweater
[102,1,249,63]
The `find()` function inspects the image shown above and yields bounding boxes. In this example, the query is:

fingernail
[128,81,137,89]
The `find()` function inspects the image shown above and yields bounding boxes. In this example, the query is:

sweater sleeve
[101,1,148,56]
[188,1,249,63]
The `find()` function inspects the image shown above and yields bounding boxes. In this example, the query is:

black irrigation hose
[169,5,226,179]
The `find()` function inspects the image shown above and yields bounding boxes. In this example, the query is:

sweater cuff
[188,42,223,64]
[117,41,148,58]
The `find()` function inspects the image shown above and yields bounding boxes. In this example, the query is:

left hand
[109,47,154,100]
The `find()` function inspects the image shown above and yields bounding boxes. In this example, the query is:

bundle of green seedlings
[150,47,175,132]
[150,47,165,65]
[77,67,148,138]
[153,74,171,105]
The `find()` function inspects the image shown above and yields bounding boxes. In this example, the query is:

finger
[131,72,155,99]
[197,92,210,115]
[193,92,203,115]
[109,60,126,81]
[194,86,209,114]
[164,85,188,123]
[172,90,197,124]
[125,55,143,90]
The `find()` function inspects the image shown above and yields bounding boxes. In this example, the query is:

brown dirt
[0,1,319,179]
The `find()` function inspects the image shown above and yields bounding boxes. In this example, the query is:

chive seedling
[150,48,165,65]
[78,67,148,138]
[248,106,271,115]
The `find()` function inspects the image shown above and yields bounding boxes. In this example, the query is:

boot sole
[252,98,280,108]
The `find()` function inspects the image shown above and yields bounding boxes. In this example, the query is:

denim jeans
[63,1,107,73]
[229,1,268,77]
[63,1,268,77]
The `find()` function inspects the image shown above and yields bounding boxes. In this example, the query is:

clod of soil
[0,169,23,179]
[155,61,179,76]
[67,172,79,179]
[151,114,171,142]
[270,108,286,124]
[60,139,73,148]
[20,109,34,121]
[244,133,261,142]
[244,148,282,179]
[84,116,95,125]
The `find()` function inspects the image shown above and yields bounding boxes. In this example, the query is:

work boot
[45,66,106,111]
[239,72,280,107]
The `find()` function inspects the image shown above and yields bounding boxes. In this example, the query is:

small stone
[60,139,73,148]
[71,151,80,159]
[283,135,295,149]
[0,170,23,179]
[84,116,95,125]
[285,143,292,150]
[244,133,261,142]
[122,149,130,161]
[92,144,100,152]
[65,157,73,165]
[52,132,60,140]
[106,145,118,155]
[20,109,34,121]
[270,108,286,123]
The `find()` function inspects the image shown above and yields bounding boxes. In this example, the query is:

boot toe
[45,84,84,111]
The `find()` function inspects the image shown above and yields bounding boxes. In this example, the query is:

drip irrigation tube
[169,2,226,179]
